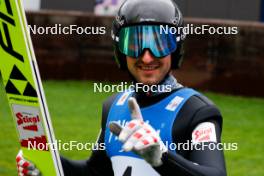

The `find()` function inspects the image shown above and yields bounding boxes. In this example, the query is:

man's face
[126,50,171,85]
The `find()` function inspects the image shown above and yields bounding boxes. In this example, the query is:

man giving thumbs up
[109,97,168,167]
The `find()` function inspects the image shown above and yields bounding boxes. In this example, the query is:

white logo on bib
[165,96,184,111]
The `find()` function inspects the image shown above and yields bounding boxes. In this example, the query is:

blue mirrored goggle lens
[118,25,178,58]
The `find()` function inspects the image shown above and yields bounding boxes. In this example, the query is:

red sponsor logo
[20,135,48,151]
[16,112,40,131]
[194,128,212,142]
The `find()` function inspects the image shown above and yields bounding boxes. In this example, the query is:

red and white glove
[109,97,168,167]
[16,150,41,176]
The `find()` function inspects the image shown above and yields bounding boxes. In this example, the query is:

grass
[0,81,264,176]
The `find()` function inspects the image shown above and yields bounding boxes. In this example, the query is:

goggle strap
[111,32,120,42]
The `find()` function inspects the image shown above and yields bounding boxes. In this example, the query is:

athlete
[16,0,226,175]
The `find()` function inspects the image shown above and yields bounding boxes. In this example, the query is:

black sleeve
[60,132,113,176]
[60,94,118,176]
[154,95,227,176]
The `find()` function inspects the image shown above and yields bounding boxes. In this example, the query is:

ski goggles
[117,25,180,58]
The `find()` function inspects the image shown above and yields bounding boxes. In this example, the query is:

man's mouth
[137,65,159,70]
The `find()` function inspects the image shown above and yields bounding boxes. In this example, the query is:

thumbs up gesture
[109,97,167,167]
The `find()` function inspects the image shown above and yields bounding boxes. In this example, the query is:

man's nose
[140,49,155,64]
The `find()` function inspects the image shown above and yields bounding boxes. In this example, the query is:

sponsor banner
[12,104,48,150]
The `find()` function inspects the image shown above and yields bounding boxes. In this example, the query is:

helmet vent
[116,16,125,26]
[172,17,180,25]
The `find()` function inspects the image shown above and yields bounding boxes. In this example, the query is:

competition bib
[105,88,199,175]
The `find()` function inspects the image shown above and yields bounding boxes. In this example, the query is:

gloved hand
[16,150,41,176]
[109,97,168,167]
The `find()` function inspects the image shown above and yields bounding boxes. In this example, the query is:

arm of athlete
[153,95,227,176]
[59,130,113,176]
[154,119,226,176]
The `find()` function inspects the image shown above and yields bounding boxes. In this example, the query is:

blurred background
[21,0,264,97]
[25,0,264,21]
[0,0,264,175]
